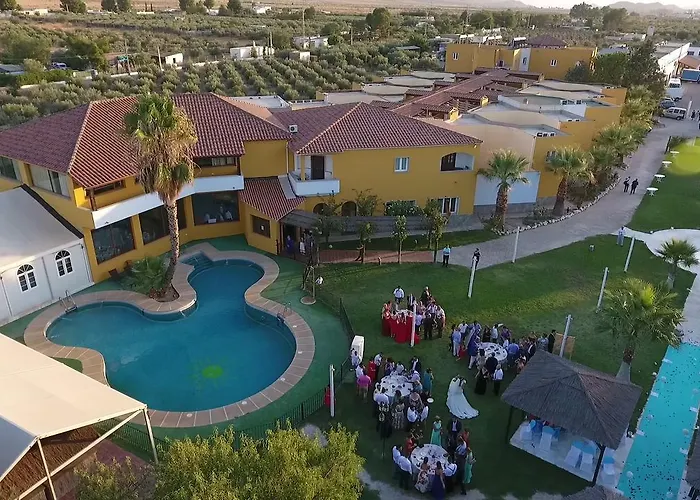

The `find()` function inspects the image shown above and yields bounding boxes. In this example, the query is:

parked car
[666,78,684,101]
[659,99,675,109]
[662,107,686,120]
[50,62,68,70]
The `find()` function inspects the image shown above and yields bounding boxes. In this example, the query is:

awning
[239,176,304,221]
[281,209,319,229]
[679,55,700,69]
[0,335,146,484]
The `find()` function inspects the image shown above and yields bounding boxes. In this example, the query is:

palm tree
[657,238,699,288]
[599,278,684,381]
[545,146,593,217]
[478,150,529,230]
[594,124,636,166]
[124,94,197,294]
[589,145,617,177]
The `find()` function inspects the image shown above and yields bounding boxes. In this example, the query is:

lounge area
[502,352,641,486]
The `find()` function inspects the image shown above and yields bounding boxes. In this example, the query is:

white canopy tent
[0,335,157,500]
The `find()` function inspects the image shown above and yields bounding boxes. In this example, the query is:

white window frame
[437,197,459,215]
[55,250,73,277]
[452,52,459,60]
[0,156,20,180]
[550,59,558,67]
[394,157,410,173]
[17,264,37,292]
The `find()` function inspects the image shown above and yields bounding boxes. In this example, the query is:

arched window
[313,203,329,215]
[55,250,73,277]
[17,264,37,292]
[341,201,357,217]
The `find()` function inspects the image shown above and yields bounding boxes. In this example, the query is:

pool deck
[23,243,315,428]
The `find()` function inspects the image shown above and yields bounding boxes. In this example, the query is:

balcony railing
[288,172,340,197]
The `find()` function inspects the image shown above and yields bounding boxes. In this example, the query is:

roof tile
[239,177,303,220]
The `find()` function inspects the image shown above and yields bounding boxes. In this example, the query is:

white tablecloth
[378,374,412,400]
[480,342,507,363]
[411,444,449,471]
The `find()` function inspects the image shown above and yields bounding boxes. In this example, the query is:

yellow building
[0,94,482,284]
[445,35,597,81]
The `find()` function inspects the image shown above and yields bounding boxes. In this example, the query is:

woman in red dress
[367,359,378,386]
[381,301,392,336]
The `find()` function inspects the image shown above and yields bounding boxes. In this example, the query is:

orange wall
[241,140,288,178]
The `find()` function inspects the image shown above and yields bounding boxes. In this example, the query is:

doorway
[310,156,325,180]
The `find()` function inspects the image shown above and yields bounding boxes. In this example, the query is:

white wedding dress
[446,377,479,419]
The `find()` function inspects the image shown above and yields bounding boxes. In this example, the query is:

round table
[662,161,672,169]
[378,374,412,402]
[411,444,450,472]
[670,150,680,157]
[654,174,666,182]
[646,187,658,196]
[480,342,508,363]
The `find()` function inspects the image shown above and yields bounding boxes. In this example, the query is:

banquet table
[410,444,450,473]
[378,374,413,402]
[389,313,420,344]
[479,342,507,363]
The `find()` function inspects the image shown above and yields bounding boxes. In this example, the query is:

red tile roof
[239,177,303,220]
[275,102,480,155]
[0,93,289,188]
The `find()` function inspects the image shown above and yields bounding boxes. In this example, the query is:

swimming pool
[47,257,297,412]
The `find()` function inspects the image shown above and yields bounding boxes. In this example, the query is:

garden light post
[624,236,636,272]
[512,226,521,263]
[410,303,417,347]
[468,256,477,298]
[596,267,609,312]
[329,364,335,418]
[560,314,572,357]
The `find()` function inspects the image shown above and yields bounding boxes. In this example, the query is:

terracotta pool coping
[23,243,316,428]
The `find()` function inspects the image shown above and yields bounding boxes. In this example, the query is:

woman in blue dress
[431,461,446,499]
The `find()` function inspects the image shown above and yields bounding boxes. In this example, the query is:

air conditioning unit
[575,99,583,104]
[536,132,544,137]
[288,124,299,133]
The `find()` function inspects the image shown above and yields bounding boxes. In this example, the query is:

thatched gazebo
[564,485,629,500]
[501,351,642,482]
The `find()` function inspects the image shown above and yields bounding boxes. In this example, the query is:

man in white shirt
[393,285,405,304]
[414,312,423,334]
[451,328,461,357]
[406,406,418,430]
[493,364,504,395]
[374,388,390,406]
[374,352,383,366]
[355,364,364,380]
[444,461,457,492]
[490,323,499,343]
[395,362,405,376]
[351,349,360,368]
[397,454,413,490]
[420,405,429,422]
[442,244,451,267]
[392,445,402,478]
[410,370,420,383]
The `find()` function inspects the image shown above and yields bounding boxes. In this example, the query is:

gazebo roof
[686,434,700,488]
[501,351,642,448]
[564,485,629,500]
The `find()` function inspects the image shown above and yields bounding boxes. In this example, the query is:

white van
[666,78,684,101]
[663,107,686,120]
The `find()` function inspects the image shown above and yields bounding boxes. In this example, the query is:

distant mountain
[604,1,687,15]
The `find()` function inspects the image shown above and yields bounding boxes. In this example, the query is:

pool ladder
[59,291,77,314]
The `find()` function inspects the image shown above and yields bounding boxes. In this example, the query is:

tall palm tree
[599,278,683,381]
[589,145,617,178]
[478,150,529,230]
[124,94,197,294]
[657,238,699,288]
[594,124,636,166]
[545,146,592,217]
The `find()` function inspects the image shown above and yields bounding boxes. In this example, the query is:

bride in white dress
[446,377,479,419]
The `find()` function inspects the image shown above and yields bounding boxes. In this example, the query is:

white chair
[602,455,615,477]
[580,452,594,473]
[564,446,582,468]
[539,432,553,452]
[520,423,533,441]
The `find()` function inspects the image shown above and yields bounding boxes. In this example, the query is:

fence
[93,290,354,462]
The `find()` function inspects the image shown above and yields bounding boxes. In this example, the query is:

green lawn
[628,138,700,232]
[308,235,694,499]
[325,229,497,252]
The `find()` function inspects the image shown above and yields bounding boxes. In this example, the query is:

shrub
[385,200,422,217]
[122,256,167,296]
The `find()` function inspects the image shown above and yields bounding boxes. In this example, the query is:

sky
[523,0,696,9]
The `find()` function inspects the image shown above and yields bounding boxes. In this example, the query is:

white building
[290,50,311,62]
[253,4,272,14]
[230,43,274,60]
[688,46,700,57]
[0,187,92,326]
[232,95,291,109]
[293,36,329,50]
[655,42,690,80]
[18,8,49,15]
[157,52,184,67]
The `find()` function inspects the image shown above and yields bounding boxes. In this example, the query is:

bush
[122,256,167,296]
[385,200,423,216]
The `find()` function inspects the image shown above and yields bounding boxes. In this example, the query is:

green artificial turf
[628,138,700,232]
[307,235,694,499]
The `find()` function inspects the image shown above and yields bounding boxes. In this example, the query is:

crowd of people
[382,285,446,341]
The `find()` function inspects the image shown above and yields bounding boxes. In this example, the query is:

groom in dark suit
[446,415,463,456]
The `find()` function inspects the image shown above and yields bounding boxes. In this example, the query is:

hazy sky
[525,0,696,9]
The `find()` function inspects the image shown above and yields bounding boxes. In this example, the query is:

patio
[502,352,642,484]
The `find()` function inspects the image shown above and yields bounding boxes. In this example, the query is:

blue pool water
[618,343,700,499]
[47,258,296,412]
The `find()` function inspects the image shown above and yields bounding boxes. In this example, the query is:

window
[0,156,19,180]
[252,215,270,238]
[195,156,241,169]
[91,218,135,264]
[394,157,410,172]
[341,201,357,217]
[92,180,125,196]
[440,153,456,171]
[139,199,187,244]
[436,197,459,215]
[497,60,504,67]
[452,52,459,60]
[192,191,239,225]
[55,250,74,276]
[550,59,557,67]
[17,264,37,292]
[689,51,695,56]
[30,166,69,197]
